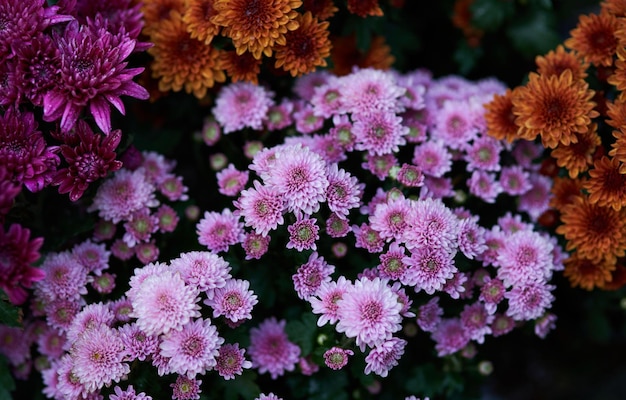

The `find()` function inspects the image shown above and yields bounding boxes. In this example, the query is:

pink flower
[204,279,258,322]
[364,337,406,377]
[460,303,494,344]
[294,104,324,134]
[216,164,249,197]
[0,325,31,366]
[171,375,201,400]
[417,297,443,332]
[432,318,470,357]
[292,252,335,300]
[123,208,160,247]
[403,246,457,294]
[0,223,45,305]
[323,346,353,370]
[66,302,115,343]
[72,239,110,276]
[325,213,351,238]
[309,276,351,327]
[241,231,271,260]
[170,251,232,293]
[213,81,274,133]
[248,317,301,379]
[335,277,403,351]
[362,153,397,180]
[310,76,344,118]
[456,216,487,260]
[396,163,424,187]
[479,277,506,315]
[196,208,245,253]
[340,68,406,115]
[234,180,285,237]
[287,217,320,251]
[159,318,224,377]
[499,165,532,196]
[265,100,294,131]
[377,241,408,281]
[369,196,414,242]
[352,111,408,155]
[518,173,552,221]
[110,385,153,400]
[496,230,554,287]
[325,164,363,219]
[430,99,478,150]
[352,223,385,253]
[404,197,460,252]
[505,282,555,321]
[215,343,252,380]
[36,251,89,302]
[467,170,502,203]
[118,323,159,362]
[412,140,452,178]
[464,135,503,171]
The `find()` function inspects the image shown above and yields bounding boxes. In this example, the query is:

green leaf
[286,313,318,356]
[0,357,15,400]
[505,10,560,59]
[470,0,515,31]
[0,294,22,327]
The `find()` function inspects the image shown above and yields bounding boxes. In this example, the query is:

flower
[0,223,45,305]
[148,11,225,98]
[417,297,443,332]
[118,323,159,361]
[215,343,252,380]
[464,136,502,172]
[484,89,520,143]
[460,303,493,344]
[564,11,620,67]
[323,347,353,370]
[248,317,301,379]
[403,246,458,294]
[511,70,599,148]
[432,318,470,356]
[287,217,320,251]
[212,81,274,133]
[302,0,338,20]
[196,208,245,253]
[170,251,232,293]
[205,278,258,322]
[505,282,555,321]
[496,230,555,287]
[309,276,351,326]
[352,222,385,253]
[412,140,452,178]
[431,99,478,150]
[242,232,271,259]
[550,128,601,179]
[584,156,626,210]
[159,318,224,377]
[43,20,148,133]
[110,385,153,400]
[292,252,335,300]
[563,253,616,290]
[274,12,331,77]
[171,375,201,400]
[37,251,89,302]
[369,196,413,242]
[335,277,402,351]
[364,337,406,377]
[404,197,460,252]
[220,51,262,84]
[211,0,301,59]
[347,0,383,17]
[535,44,589,81]
[325,164,363,219]
[182,0,220,44]
[234,181,285,237]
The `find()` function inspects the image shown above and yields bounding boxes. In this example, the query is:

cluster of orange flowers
[484,0,626,291]
[139,0,397,99]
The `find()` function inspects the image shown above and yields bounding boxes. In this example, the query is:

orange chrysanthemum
[601,0,626,17]
[549,176,584,210]
[607,46,626,100]
[563,253,616,290]
[183,0,220,45]
[484,88,520,143]
[330,35,395,76]
[610,126,626,166]
[584,156,626,210]
[605,98,626,129]
[511,70,599,148]
[550,125,601,178]
[221,51,262,84]
[211,0,302,59]
[141,0,185,35]
[556,195,626,264]
[302,0,338,20]
[602,263,626,290]
[347,0,383,17]
[535,44,589,81]
[273,12,331,77]
[148,11,226,99]
[564,11,620,67]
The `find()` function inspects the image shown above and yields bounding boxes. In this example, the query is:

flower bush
[3,1,626,400]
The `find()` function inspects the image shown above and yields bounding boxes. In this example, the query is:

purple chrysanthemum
[66,302,115,343]
[460,303,494,344]
[369,196,414,242]
[123,208,159,248]
[396,163,424,187]
[0,325,31,366]
[464,135,503,171]
[467,170,502,204]
[265,100,294,131]
[505,282,555,321]
[287,217,320,252]
[325,164,362,219]
[479,277,506,315]
[498,165,532,196]
[72,239,110,276]
[118,322,159,362]
[294,104,325,134]
[215,343,252,380]
[362,153,398,180]
[309,276,350,327]
[205,278,258,323]
[196,208,245,253]
[159,318,224,377]
[377,241,408,281]
[403,246,457,294]
[171,374,201,400]
[241,231,271,260]
[340,68,406,115]
[352,111,408,156]
[248,317,301,379]
[352,223,385,254]
[109,384,153,400]
[404,197,459,253]
[518,174,552,221]
[213,81,274,133]
[37,251,89,302]
[412,140,452,178]
[43,19,148,133]
[496,230,554,287]
[417,297,443,332]
[430,99,478,150]
[216,164,249,197]
[325,213,351,238]
[234,180,285,237]
[335,277,402,351]
[432,318,470,357]
[457,216,487,260]
[292,252,335,300]
[323,346,354,370]
[364,337,406,377]
[310,76,344,118]
[170,251,232,294]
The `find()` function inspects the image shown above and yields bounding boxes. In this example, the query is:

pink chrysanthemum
[242,231,271,260]
[293,70,331,99]
[464,135,503,172]
[170,251,232,293]
[0,107,59,192]
[352,222,385,254]
[498,165,532,196]
[55,354,89,400]
[369,196,414,242]
[249,317,301,379]
[396,163,424,187]
[294,105,325,134]
[109,385,153,400]
[467,170,502,204]
[72,239,110,276]
[310,77,344,118]
[255,394,283,400]
[215,343,252,380]
[43,19,148,133]
[443,271,470,299]
[352,111,408,156]
[159,318,224,377]
[118,322,159,362]
[412,140,452,178]
[51,121,123,201]
[325,213,351,238]
[91,272,115,294]
[457,217,487,260]
[0,325,31,366]
[460,303,494,344]
[111,238,134,261]
[262,143,329,216]
[323,346,353,370]
[159,174,189,201]
[205,278,258,323]
[66,302,115,343]
[325,164,362,219]
[518,174,552,221]
[377,241,408,281]
[404,197,460,252]
[496,230,554,287]
[432,318,470,357]
[123,208,160,248]
[44,296,83,332]
[491,314,516,337]
[340,68,406,115]
[88,168,159,224]
[335,277,402,351]
[156,204,180,233]
[364,337,406,377]
[129,269,201,336]
[479,277,506,315]
[234,180,285,237]
[287,217,320,251]
[135,241,161,268]
[216,164,249,197]
[37,251,89,301]
[505,282,555,321]
[417,297,443,332]
[430,99,478,150]
[309,276,351,327]
[292,252,335,300]
[36,325,67,359]
[70,324,130,393]
[362,153,398,180]
[534,313,557,339]
[403,246,458,294]
[265,100,294,131]
[140,151,176,184]
[196,208,245,253]
[171,374,201,400]
[212,81,274,134]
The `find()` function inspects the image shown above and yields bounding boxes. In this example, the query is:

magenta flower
[505,282,555,321]
[378,241,408,281]
[340,68,406,115]
[499,165,532,196]
[417,297,443,332]
[123,208,160,247]
[213,81,274,133]
[325,164,363,219]
[412,140,452,178]
[467,170,502,203]
[352,111,408,156]
[404,197,460,252]
[403,246,458,294]
[13,32,60,107]
[362,153,397,180]
[464,135,503,172]
[248,317,301,379]
[309,276,351,327]
[432,318,470,357]
[0,168,20,223]
[72,239,110,275]
[196,208,245,253]
[265,100,294,131]
[287,217,320,252]
[364,337,406,377]
[352,222,385,254]
[323,346,353,370]
[369,196,414,242]
[171,374,201,400]
[159,318,224,377]
[430,99,478,150]
[204,278,258,323]
[0,325,31,366]
[0,223,45,305]
[109,385,153,400]
[496,230,555,287]
[460,303,494,344]
[234,180,285,237]
[292,252,335,300]
[396,163,424,187]
[479,277,506,315]
[118,322,159,362]
[456,217,487,260]
[241,231,271,260]
[325,213,351,238]
[170,251,232,293]
[215,343,252,380]
[42,19,149,133]
[216,164,249,197]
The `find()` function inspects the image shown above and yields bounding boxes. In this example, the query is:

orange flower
[550,125,601,178]
[221,51,262,84]
[602,263,626,290]
[584,156,626,210]
[347,0,383,17]
[556,195,626,264]
[535,44,589,81]
[563,253,616,290]
[211,0,302,59]
[511,70,599,148]
[273,12,331,77]
[141,0,185,36]
[302,0,338,20]
[330,35,395,76]
[484,88,520,143]
[452,0,483,47]
[564,11,620,67]
[550,176,584,211]
[183,0,220,45]
[601,0,626,17]
[607,46,626,100]
[148,11,226,99]
[609,126,626,166]
[605,98,626,129]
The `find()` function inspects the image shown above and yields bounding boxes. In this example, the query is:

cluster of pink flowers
[197,66,563,381]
